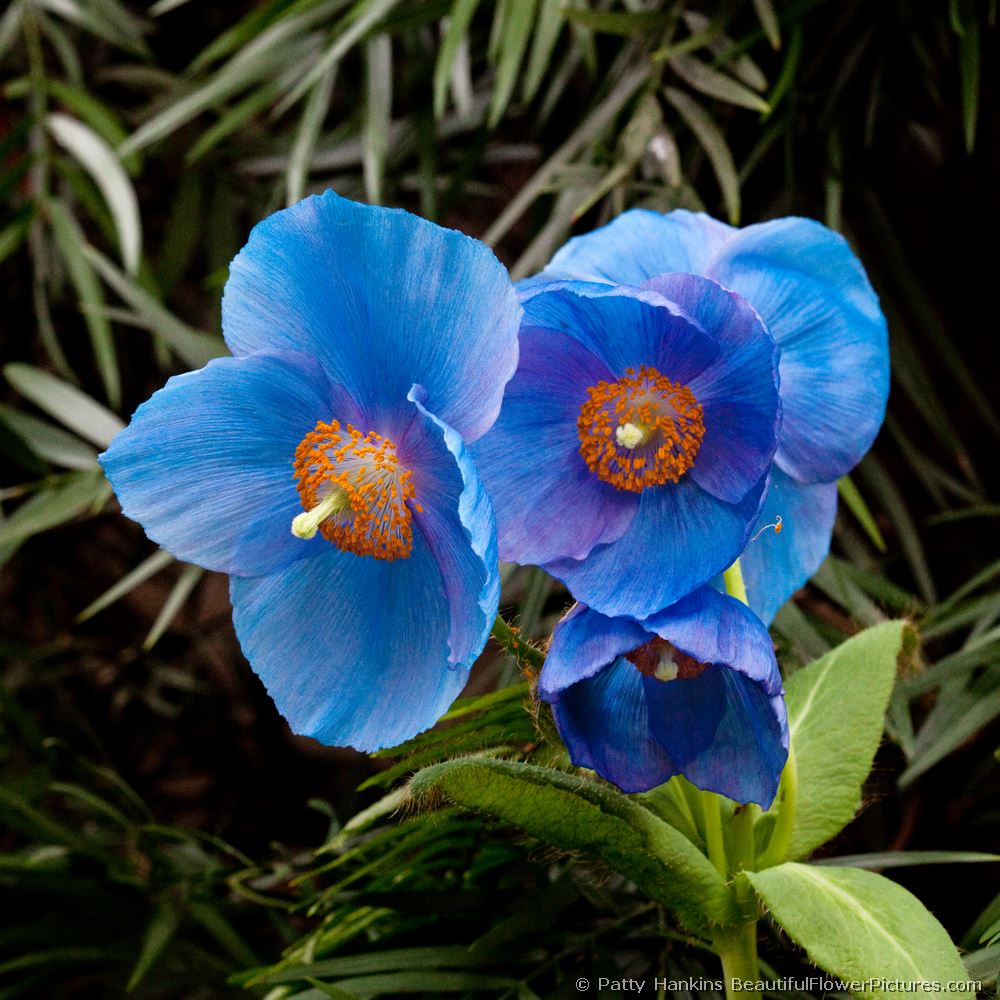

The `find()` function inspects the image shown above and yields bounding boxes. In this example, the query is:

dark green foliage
[2,0,999,996]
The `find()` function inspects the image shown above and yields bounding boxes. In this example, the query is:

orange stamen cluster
[577,365,705,492]
[626,637,708,681]
[293,420,420,561]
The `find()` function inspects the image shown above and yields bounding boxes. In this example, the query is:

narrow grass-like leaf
[752,0,781,48]
[520,0,563,105]
[362,34,391,204]
[434,0,481,119]
[83,246,225,369]
[664,86,740,224]
[47,200,120,407]
[287,64,336,205]
[4,364,122,447]
[143,564,203,650]
[0,470,111,549]
[77,548,175,622]
[0,407,98,470]
[46,113,141,274]
[669,54,770,113]
[487,0,538,128]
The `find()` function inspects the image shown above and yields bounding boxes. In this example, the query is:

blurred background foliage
[1,0,999,996]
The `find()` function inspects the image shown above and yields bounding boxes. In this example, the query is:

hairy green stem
[701,792,727,877]
[714,922,760,998]
[757,741,798,869]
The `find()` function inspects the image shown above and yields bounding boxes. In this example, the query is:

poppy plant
[101,192,521,750]
[525,210,889,622]
[539,588,788,806]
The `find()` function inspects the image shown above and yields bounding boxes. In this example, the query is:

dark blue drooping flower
[472,273,781,619]
[526,209,889,622]
[101,192,521,751]
[540,587,788,806]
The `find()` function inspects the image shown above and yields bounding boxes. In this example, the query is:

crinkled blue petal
[521,281,720,383]
[709,218,888,483]
[536,208,734,285]
[535,209,888,483]
[403,387,500,669]
[100,351,352,576]
[544,472,768,619]
[739,467,839,624]
[230,528,468,752]
[642,586,782,692]
[470,326,638,565]
[643,666,787,807]
[642,273,781,504]
[539,603,648,700]
[222,190,521,442]
[550,657,677,793]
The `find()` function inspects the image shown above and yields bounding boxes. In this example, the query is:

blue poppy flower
[472,273,781,619]
[526,209,889,622]
[539,587,788,806]
[100,192,521,751]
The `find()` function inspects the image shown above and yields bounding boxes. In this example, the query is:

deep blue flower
[100,192,521,751]
[540,587,788,806]
[472,273,781,618]
[526,209,889,622]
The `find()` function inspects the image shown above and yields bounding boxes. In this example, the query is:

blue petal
[643,667,787,807]
[539,603,649,699]
[100,351,349,576]
[222,191,521,442]
[470,326,638,565]
[538,209,734,284]
[536,210,888,483]
[709,218,888,483]
[544,472,768,619]
[739,467,839,624]
[403,388,500,669]
[521,281,720,383]
[550,657,677,793]
[643,586,782,691]
[642,273,781,504]
[230,528,469,752]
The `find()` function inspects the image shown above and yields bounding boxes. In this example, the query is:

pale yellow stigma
[290,489,351,539]
[615,421,650,450]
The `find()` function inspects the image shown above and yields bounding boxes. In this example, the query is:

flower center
[625,637,709,683]
[577,365,705,492]
[291,420,420,561]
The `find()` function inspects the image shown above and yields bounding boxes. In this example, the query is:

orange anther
[293,420,417,561]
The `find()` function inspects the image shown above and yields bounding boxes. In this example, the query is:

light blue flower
[101,192,521,751]
[472,273,781,619]
[527,209,889,622]
[540,588,788,806]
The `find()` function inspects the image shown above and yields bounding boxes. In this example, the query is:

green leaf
[837,474,886,552]
[751,0,781,49]
[0,470,111,550]
[362,34,392,204]
[0,406,98,470]
[82,246,226,370]
[127,897,184,991]
[748,864,969,995]
[409,757,738,932]
[434,0,481,119]
[668,55,770,113]
[47,199,121,408]
[287,63,337,205]
[77,548,175,622]
[487,0,538,128]
[782,621,910,861]
[46,113,141,274]
[4,364,123,447]
[663,86,740,224]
